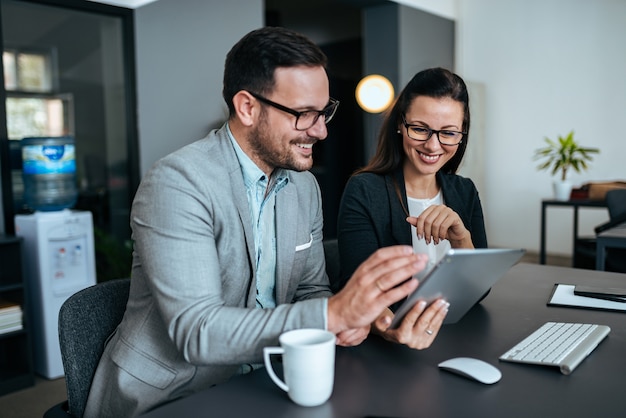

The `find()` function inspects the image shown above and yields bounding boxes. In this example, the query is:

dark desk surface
[141,263,626,418]
[541,198,607,208]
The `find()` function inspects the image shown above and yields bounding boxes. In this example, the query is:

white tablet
[389,248,525,328]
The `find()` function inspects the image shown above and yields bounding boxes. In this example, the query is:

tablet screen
[388,248,525,328]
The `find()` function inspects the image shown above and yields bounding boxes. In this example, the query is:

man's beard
[248,115,315,173]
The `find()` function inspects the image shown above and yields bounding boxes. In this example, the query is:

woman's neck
[403,164,439,199]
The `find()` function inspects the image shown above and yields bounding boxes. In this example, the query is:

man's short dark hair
[223,26,328,116]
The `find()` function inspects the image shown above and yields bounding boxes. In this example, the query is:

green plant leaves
[533,130,599,181]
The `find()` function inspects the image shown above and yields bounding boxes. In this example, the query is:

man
[84,27,436,417]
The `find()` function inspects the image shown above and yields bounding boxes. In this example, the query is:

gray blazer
[84,125,332,417]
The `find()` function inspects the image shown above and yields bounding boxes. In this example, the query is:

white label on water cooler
[49,236,90,297]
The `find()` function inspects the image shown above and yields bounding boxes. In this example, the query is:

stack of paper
[0,299,23,334]
[548,284,626,312]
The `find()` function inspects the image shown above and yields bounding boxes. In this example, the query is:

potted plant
[533,131,600,200]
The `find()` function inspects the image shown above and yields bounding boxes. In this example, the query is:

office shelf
[0,235,34,396]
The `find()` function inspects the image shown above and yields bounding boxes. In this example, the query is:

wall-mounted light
[355,74,394,113]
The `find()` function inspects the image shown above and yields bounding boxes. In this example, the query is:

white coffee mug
[263,328,336,407]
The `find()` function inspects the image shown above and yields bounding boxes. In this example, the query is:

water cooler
[15,210,96,379]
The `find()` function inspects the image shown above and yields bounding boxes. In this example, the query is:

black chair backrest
[323,238,340,289]
[595,190,626,234]
[606,189,626,220]
[59,278,130,418]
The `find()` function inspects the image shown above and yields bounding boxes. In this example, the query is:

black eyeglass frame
[400,114,465,146]
[247,90,339,131]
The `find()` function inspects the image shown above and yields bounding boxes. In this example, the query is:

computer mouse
[438,357,502,384]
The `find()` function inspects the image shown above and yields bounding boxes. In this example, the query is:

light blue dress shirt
[227,125,288,309]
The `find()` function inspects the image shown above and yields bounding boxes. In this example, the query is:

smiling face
[246,65,330,175]
[400,96,464,180]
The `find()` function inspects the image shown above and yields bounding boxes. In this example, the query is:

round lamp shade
[355,74,394,113]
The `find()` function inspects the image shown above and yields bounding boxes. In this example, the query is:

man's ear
[232,90,258,127]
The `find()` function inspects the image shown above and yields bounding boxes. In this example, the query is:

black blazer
[334,168,488,292]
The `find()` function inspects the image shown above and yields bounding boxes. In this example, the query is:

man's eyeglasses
[401,114,465,146]
[247,91,339,131]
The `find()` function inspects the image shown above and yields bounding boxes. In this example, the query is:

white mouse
[438,357,502,384]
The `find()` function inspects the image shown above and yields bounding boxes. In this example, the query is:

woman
[335,67,487,349]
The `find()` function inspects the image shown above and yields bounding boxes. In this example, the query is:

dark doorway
[265,1,368,239]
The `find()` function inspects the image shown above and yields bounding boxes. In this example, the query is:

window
[3,48,67,140]
[5,93,73,139]
[3,49,54,92]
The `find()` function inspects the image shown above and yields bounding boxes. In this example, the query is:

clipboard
[547,284,626,313]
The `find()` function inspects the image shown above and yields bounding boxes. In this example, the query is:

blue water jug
[21,136,78,212]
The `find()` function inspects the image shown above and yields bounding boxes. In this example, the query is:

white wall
[456,0,626,255]
[134,0,263,175]
[398,5,455,87]
[392,0,457,20]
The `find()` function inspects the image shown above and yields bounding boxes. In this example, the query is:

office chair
[604,189,626,221]
[574,189,626,272]
[323,238,341,290]
[44,278,130,418]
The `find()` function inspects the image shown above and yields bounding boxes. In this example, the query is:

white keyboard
[499,322,611,374]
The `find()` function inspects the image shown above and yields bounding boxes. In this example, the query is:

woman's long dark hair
[357,67,470,175]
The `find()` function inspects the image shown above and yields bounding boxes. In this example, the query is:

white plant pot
[553,180,572,201]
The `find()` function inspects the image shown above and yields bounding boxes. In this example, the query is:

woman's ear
[232,90,258,127]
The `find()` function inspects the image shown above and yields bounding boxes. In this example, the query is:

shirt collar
[226,123,289,191]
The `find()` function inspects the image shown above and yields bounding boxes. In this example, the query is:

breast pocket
[295,233,313,252]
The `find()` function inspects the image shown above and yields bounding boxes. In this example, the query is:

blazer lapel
[221,133,257,307]
[274,179,297,303]
[387,170,412,246]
